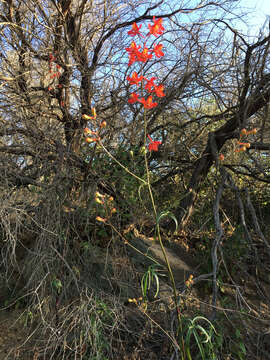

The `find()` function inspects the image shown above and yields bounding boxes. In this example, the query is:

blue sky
[240,0,270,35]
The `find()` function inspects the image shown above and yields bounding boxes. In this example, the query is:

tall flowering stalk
[126,16,165,152]
[126,17,185,356]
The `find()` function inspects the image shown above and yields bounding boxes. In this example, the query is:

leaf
[153,273,159,298]
[156,210,178,231]
[196,324,211,343]
[239,342,246,355]
[193,329,206,360]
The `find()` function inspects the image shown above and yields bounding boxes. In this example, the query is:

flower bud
[140,146,146,155]
[91,107,97,118]
[96,216,106,223]
[111,208,117,214]
[82,114,93,120]
[95,191,105,198]
[95,197,103,204]
[100,121,107,128]
[240,128,247,136]
[85,137,99,143]
[85,137,95,143]
[219,154,225,161]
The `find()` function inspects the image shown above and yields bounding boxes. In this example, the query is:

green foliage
[213,315,247,360]
[223,225,250,263]
[51,277,63,294]
[22,310,34,328]
[233,328,247,360]
[92,145,146,217]
[182,316,221,360]
[156,210,178,232]
[196,225,251,294]
[69,297,115,360]
[141,264,165,299]
[85,300,113,360]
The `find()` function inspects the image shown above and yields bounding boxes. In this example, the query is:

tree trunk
[175,74,270,228]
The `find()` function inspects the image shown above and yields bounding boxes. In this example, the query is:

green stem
[143,110,185,359]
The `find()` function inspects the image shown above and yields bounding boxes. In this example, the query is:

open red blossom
[145,77,157,92]
[149,141,162,151]
[148,16,164,37]
[152,43,164,58]
[128,92,140,104]
[137,47,152,63]
[126,41,141,66]
[128,22,144,37]
[127,72,143,85]
[154,84,165,97]
[126,41,141,54]
[139,96,158,109]
[147,134,162,151]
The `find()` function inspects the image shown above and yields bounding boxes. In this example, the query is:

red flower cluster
[126,41,153,66]
[125,17,165,151]
[125,17,165,110]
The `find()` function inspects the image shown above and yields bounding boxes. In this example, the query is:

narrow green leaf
[156,210,178,231]
[193,329,206,360]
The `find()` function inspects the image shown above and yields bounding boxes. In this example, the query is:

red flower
[152,43,164,58]
[128,22,143,37]
[137,47,152,63]
[139,96,158,109]
[127,72,143,86]
[154,84,165,97]
[145,77,157,92]
[148,16,164,37]
[149,141,162,151]
[126,41,141,53]
[126,41,141,66]
[128,92,140,104]
[147,134,162,151]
